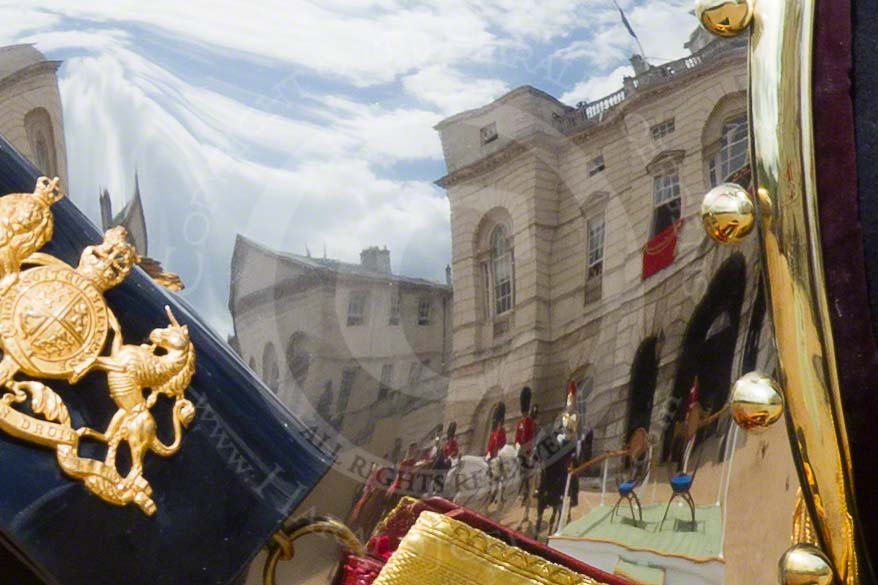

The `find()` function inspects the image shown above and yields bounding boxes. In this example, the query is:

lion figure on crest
[80,306,196,487]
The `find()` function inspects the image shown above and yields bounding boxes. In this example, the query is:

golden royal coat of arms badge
[0,176,196,516]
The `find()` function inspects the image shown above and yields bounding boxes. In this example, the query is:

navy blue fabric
[0,136,333,585]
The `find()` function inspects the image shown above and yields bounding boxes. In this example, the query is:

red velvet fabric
[813,0,878,575]
[332,497,632,585]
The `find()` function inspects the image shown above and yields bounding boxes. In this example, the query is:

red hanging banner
[642,218,683,280]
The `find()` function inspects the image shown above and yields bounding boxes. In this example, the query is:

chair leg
[611,496,623,521]
[659,494,677,530]
[631,490,643,523]
[627,495,636,521]
[684,492,696,524]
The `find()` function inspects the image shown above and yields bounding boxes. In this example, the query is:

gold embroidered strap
[372,512,601,585]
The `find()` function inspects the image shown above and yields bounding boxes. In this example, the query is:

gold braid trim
[371,496,420,539]
[373,512,602,585]
[792,489,818,546]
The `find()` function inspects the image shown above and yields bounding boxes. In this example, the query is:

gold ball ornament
[778,544,833,585]
[695,0,755,37]
[730,371,784,431]
[701,182,755,244]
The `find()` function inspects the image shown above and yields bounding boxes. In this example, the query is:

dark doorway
[662,254,747,460]
[741,276,766,373]
[626,337,659,440]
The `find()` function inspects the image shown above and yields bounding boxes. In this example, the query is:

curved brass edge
[262,515,366,585]
[749,1,864,583]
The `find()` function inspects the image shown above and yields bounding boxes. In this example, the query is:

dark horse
[534,427,580,535]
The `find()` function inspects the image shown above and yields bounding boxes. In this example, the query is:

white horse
[444,444,521,516]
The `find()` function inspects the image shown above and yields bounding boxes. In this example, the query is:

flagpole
[612,0,647,62]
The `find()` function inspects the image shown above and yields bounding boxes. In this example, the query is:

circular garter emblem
[0,264,108,379]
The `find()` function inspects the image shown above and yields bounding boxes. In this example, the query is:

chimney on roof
[630,54,650,76]
[361,246,391,273]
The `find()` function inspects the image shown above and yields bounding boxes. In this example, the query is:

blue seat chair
[609,428,651,524]
[660,406,710,530]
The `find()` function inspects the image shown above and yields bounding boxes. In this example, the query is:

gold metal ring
[262,516,366,585]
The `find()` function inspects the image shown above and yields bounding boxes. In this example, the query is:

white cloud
[403,65,509,116]
[0,7,60,46]
[561,64,633,105]
[5,0,697,335]
[54,41,452,333]
[628,0,693,62]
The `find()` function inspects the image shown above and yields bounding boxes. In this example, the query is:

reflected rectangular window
[389,290,400,325]
[651,118,676,141]
[588,154,605,177]
[378,363,393,400]
[337,367,357,413]
[482,263,491,320]
[493,254,513,316]
[651,170,681,237]
[417,297,432,325]
[407,361,420,387]
[587,215,605,278]
[347,291,368,326]
[480,122,498,145]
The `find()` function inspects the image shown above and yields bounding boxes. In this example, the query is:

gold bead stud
[701,182,755,244]
[695,0,754,38]
[730,371,784,431]
[778,544,833,585]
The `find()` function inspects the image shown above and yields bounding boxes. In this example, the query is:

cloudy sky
[1,1,694,335]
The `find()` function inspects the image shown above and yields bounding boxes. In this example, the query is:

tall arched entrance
[626,337,659,441]
[662,254,747,460]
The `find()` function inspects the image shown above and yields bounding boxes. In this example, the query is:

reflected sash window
[347,291,368,326]
[587,215,605,278]
[337,367,357,414]
[262,343,280,393]
[407,361,420,387]
[651,169,682,237]
[389,290,400,325]
[708,114,748,186]
[378,363,393,401]
[588,154,605,177]
[492,226,513,316]
[417,297,432,325]
[651,118,676,141]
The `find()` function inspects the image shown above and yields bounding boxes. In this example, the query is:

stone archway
[626,337,659,441]
[470,386,503,453]
[662,254,747,460]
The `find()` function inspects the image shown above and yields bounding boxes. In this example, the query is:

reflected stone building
[229,237,452,460]
[0,45,67,186]
[436,33,767,457]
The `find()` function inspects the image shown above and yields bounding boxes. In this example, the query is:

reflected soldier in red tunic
[487,419,507,460]
[442,422,459,463]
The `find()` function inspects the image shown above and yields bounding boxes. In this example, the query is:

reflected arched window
[491,226,513,315]
[708,113,748,186]
[24,108,57,176]
[316,382,333,421]
[262,343,280,393]
[285,333,310,388]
